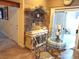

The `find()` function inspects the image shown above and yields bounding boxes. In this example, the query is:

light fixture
[64,0,73,6]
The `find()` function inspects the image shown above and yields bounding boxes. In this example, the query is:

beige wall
[0,0,25,47]
[0,20,3,31]
[24,0,47,9]
[71,0,79,6]
[46,0,79,9]
[46,0,64,9]
[0,7,18,42]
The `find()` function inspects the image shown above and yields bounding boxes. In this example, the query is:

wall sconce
[64,0,73,6]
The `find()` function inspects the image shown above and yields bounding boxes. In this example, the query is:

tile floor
[0,32,35,59]
[0,32,78,59]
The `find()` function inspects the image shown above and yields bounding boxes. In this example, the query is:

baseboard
[0,30,25,48]
[0,30,20,46]
[0,30,12,39]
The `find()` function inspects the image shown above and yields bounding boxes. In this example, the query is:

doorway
[50,7,79,59]
[51,8,79,49]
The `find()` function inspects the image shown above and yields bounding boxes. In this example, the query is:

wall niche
[24,7,46,32]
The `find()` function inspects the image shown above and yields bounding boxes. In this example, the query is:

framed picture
[3,7,8,20]
[0,7,8,20]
